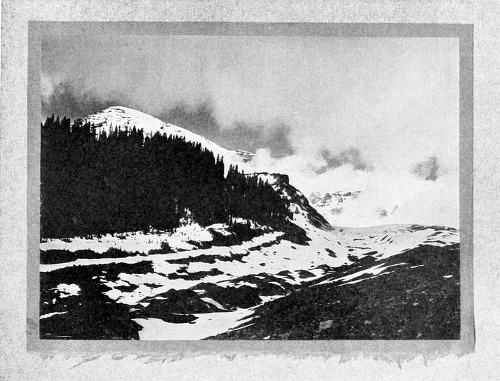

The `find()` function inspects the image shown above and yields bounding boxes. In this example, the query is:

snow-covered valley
[39,106,460,340]
[40,219,459,340]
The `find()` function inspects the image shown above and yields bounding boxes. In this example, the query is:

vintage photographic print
[37,26,464,341]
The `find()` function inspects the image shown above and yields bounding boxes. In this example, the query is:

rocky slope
[39,107,460,340]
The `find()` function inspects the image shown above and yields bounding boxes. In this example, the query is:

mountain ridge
[86,106,255,172]
[39,106,460,340]
[85,106,333,233]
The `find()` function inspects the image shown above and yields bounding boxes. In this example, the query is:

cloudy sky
[42,35,460,227]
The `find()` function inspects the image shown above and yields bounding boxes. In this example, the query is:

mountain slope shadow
[207,244,460,340]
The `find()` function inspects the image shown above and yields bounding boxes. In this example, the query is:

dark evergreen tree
[40,116,292,238]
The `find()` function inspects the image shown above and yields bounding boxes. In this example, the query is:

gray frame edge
[26,21,474,358]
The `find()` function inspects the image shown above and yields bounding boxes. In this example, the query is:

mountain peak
[87,106,173,132]
[86,106,255,170]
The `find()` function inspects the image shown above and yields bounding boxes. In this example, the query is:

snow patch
[133,308,253,340]
[54,283,80,298]
[40,311,68,319]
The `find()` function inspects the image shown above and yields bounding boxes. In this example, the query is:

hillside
[39,106,460,340]
[86,106,254,170]
[40,112,289,238]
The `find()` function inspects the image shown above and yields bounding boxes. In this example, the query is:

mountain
[309,190,363,218]
[39,106,460,340]
[86,106,255,172]
[41,107,291,238]
[257,173,332,231]
[309,191,362,209]
[309,190,406,228]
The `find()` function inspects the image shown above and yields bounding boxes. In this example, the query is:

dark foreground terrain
[209,244,460,340]
[39,107,460,340]
[40,243,459,340]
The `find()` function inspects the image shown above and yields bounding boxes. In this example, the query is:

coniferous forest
[41,116,292,238]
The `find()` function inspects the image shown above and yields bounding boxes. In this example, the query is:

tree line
[41,116,291,238]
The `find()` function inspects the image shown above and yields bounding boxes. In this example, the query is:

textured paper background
[1,1,499,380]
[24,20,474,357]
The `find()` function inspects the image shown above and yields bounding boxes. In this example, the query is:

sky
[41,35,460,227]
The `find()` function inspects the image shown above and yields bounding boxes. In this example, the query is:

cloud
[316,148,373,174]
[42,36,459,172]
[158,100,220,136]
[221,121,295,157]
[411,156,443,181]
[42,80,125,119]
[41,80,296,158]
[156,100,295,157]
[252,147,459,228]
[265,123,295,157]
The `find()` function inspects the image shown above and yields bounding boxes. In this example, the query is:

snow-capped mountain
[39,106,461,340]
[309,191,362,215]
[87,107,330,234]
[309,190,408,228]
[86,106,255,172]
